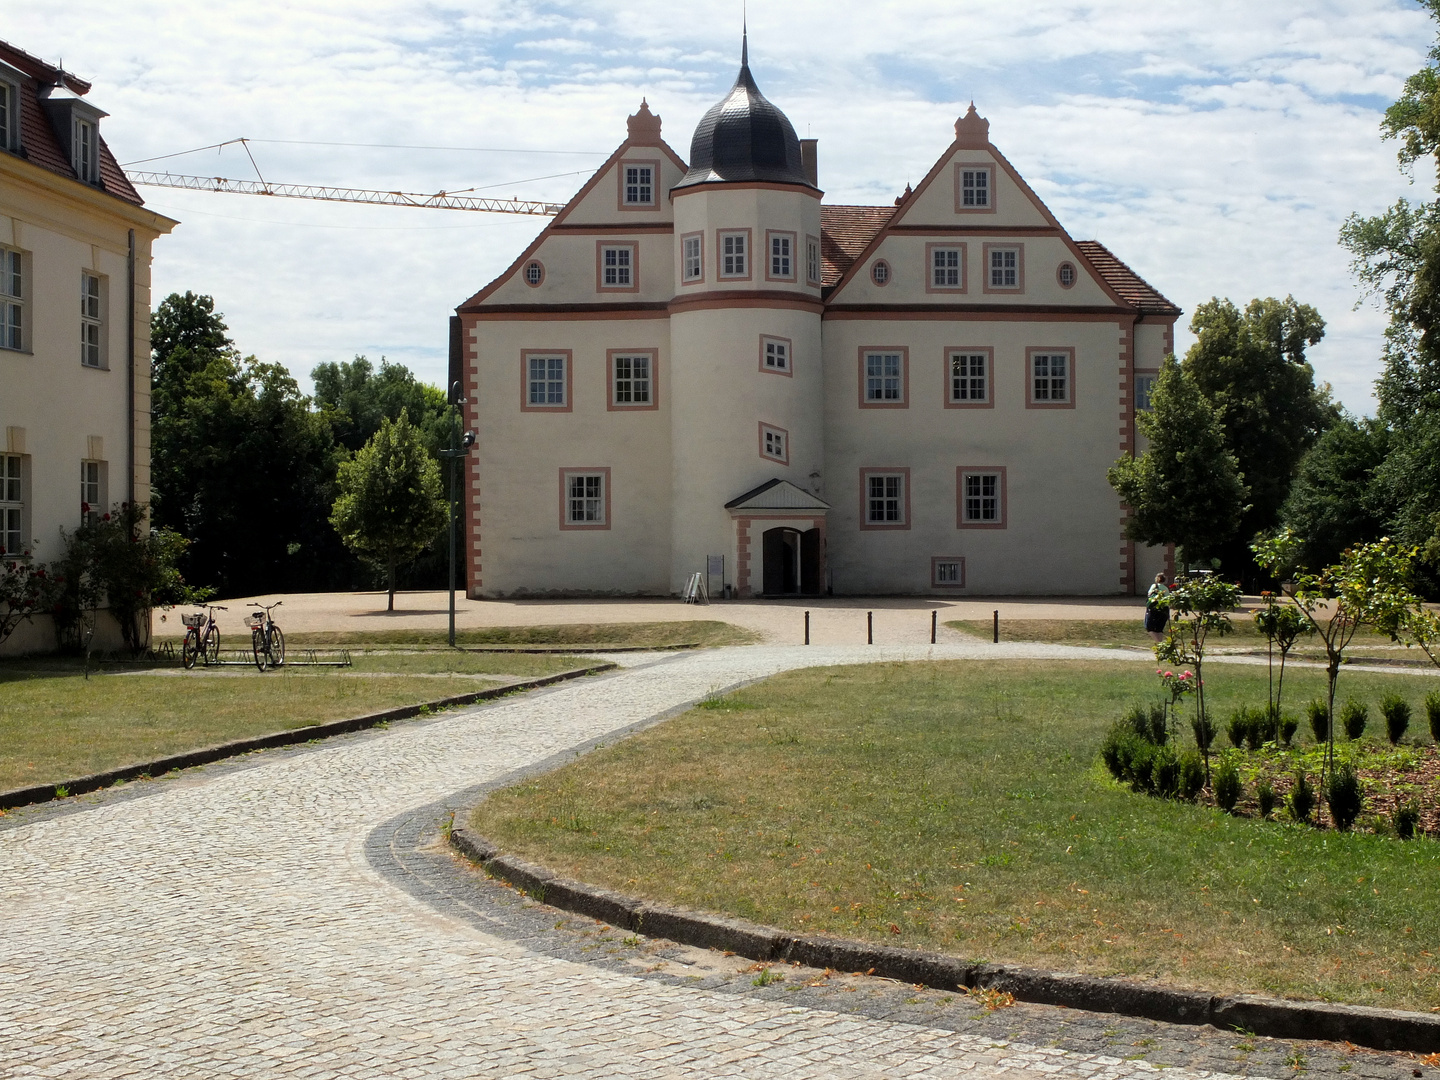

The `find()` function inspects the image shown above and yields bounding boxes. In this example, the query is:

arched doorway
[762,526,822,596]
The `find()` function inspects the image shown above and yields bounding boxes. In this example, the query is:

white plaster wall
[481,231,675,306]
[553,147,684,228]
[468,317,672,596]
[823,317,1128,595]
[671,185,822,296]
[896,145,1051,230]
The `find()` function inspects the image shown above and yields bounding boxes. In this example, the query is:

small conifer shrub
[1381,694,1410,745]
[1307,699,1328,743]
[1428,691,1440,744]
[1290,772,1315,824]
[1341,698,1368,741]
[1213,759,1242,813]
[1394,800,1421,840]
[1326,762,1363,830]
[1256,778,1276,819]
[1178,750,1205,801]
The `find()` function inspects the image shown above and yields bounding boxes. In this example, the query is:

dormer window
[0,77,19,153]
[73,117,98,183]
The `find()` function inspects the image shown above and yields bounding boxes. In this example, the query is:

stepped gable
[1074,240,1179,316]
[0,41,142,206]
[819,204,894,288]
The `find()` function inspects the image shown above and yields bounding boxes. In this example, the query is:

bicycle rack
[196,648,353,668]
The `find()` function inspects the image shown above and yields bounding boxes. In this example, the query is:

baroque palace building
[453,40,1178,598]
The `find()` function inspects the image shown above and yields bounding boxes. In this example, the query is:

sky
[7,0,1437,413]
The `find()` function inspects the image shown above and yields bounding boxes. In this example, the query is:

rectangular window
[524,352,569,409]
[956,165,995,212]
[932,558,965,588]
[1,247,22,351]
[623,164,654,206]
[611,352,653,406]
[559,467,611,530]
[957,467,1007,529]
[0,452,21,555]
[766,231,795,280]
[863,350,905,404]
[949,351,989,403]
[80,459,104,522]
[73,117,97,183]
[759,423,788,464]
[81,272,103,368]
[600,244,634,288]
[682,233,703,283]
[931,246,963,289]
[1135,373,1156,412]
[988,246,1019,289]
[806,235,821,285]
[0,80,17,151]
[1031,351,1071,403]
[719,230,749,279]
[760,335,791,374]
[865,473,906,526]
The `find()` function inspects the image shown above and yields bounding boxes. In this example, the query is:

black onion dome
[675,39,812,190]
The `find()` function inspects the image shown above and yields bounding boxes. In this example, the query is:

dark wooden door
[762,528,785,595]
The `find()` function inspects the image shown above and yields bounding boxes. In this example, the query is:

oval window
[524,261,545,287]
[1057,262,1076,289]
[871,260,891,286]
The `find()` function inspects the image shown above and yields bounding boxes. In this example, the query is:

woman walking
[1145,572,1172,642]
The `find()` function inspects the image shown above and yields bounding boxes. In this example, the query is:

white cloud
[4,0,1434,412]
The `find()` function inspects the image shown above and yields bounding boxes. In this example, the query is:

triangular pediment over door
[724,478,831,513]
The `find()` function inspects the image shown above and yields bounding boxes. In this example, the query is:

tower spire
[741,1,748,66]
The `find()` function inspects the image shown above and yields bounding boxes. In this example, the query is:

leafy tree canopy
[1183,295,1333,541]
[151,291,236,408]
[1108,354,1248,565]
[1279,412,1392,571]
[329,409,448,612]
[312,355,452,458]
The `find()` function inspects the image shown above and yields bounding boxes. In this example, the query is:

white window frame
[931,245,964,289]
[622,163,654,206]
[719,230,749,279]
[0,246,24,352]
[0,452,23,556]
[760,335,791,375]
[956,164,995,211]
[599,244,634,289]
[611,352,653,407]
[1031,352,1070,403]
[559,468,610,530]
[523,260,544,287]
[987,246,1020,290]
[0,77,19,152]
[805,235,821,286]
[81,272,105,369]
[962,472,1002,525]
[524,353,569,409]
[73,116,98,183]
[864,471,907,527]
[949,351,989,404]
[932,558,965,588]
[767,231,795,281]
[81,459,106,522]
[759,422,788,464]
[863,350,904,404]
[681,233,704,283]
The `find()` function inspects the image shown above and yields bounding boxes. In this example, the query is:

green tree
[1108,354,1248,569]
[330,410,448,612]
[1155,575,1241,784]
[1279,413,1392,570]
[312,355,451,457]
[1184,296,1334,551]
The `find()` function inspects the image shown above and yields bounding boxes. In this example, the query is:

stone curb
[450,824,1440,1053]
[0,663,614,812]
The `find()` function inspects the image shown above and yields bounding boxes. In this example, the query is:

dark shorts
[1144,606,1169,633]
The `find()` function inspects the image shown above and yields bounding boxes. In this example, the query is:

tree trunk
[388,550,397,613]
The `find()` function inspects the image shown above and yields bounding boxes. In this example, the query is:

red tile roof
[819,204,894,287]
[1074,240,1179,316]
[0,40,144,207]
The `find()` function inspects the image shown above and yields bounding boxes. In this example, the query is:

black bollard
[867,610,873,645]
[993,609,999,643]
[804,610,810,645]
[931,610,937,644]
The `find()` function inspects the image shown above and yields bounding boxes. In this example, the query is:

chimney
[799,138,818,187]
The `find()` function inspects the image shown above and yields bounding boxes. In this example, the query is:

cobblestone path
[1,644,1278,1078]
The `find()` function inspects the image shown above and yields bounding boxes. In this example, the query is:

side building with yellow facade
[0,41,177,653]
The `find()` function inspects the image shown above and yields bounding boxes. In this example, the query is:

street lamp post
[439,383,476,648]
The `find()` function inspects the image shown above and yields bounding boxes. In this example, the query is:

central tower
[668,36,828,596]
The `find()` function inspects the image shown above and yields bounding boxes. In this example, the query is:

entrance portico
[725,479,829,598]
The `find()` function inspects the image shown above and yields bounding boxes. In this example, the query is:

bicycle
[246,601,285,672]
[180,605,226,669]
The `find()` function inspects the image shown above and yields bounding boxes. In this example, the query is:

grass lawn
[181,620,759,650]
[949,618,1402,655]
[0,651,599,792]
[345,651,589,678]
[472,659,1440,1010]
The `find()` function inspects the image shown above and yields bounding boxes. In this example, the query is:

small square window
[623,164,654,205]
[863,471,907,527]
[949,352,988,404]
[682,234,703,282]
[524,353,570,410]
[932,558,966,588]
[760,335,791,374]
[600,245,634,288]
[862,350,906,405]
[988,246,1020,289]
[611,352,654,407]
[805,236,821,285]
[759,423,788,464]
[1135,373,1157,412]
[719,231,749,279]
[931,246,963,289]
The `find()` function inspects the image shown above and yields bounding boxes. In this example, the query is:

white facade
[0,43,176,652]
[457,81,1176,599]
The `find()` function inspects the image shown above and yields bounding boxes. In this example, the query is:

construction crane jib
[126,171,565,216]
